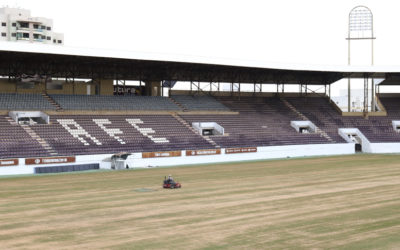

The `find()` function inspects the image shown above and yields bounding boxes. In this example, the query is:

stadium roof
[0,41,400,85]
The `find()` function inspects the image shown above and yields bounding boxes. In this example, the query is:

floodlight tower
[346,6,375,113]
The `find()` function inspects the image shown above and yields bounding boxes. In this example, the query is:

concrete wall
[0,78,95,95]
[127,143,354,168]
[0,79,46,94]
[170,90,327,98]
[0,143,354,176]
[16,81,46,94]
[5,141,400,177]
[0,154,113,176]
[369,143,400,153]
[0,79,16,93]
[144,81,161,96]
[99,79,114,95]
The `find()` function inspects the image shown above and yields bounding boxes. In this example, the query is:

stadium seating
[29,115,215,156]
[182,96,331,148]
[170,95,230,111]
[0,93,56,110]
[50,94,181,111]
[3,93,400,160]
[0,116,49,158]
[285,97,400,143]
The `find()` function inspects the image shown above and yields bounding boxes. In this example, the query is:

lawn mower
[163,176,181,189]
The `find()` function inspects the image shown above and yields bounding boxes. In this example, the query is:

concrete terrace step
[171,113,220,148]
[280,97,336,143]
[17,122,59,156]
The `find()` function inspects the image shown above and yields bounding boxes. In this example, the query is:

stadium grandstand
[1,39,400,175]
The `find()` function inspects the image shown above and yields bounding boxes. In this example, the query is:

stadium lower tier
[1,96,400,159]
[0,113,331,159]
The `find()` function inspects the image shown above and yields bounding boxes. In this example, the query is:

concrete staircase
[5,116,59,156]
[171,113,220,148]
[280,98,336,143]
[169,97,187,111]
[42,93,63,112]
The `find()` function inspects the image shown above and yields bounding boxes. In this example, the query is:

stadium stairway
[168,97,188,111]
[280,97,336,143]
[42,93,64,112]
[5,116,58,156]
[171,113,220,148]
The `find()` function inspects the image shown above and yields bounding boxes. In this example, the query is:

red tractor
[163,176,181,189]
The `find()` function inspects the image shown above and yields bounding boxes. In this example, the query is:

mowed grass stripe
[0,154,400,249]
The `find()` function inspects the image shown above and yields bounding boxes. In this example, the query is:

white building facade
[0,7,63,45]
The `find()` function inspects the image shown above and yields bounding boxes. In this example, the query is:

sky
[2,0,400,65]
[2,0,400,96]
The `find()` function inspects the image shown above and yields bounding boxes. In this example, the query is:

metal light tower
[346,6,376,113]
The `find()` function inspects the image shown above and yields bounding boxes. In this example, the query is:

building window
[19,22,29,28]
[33,34,39,39]
[22,33,29,38]
[33,24,39,29]
[1,22,6,27]
[46,36,51,40]
[12,23,16,27]
[53,39,56,43]
[11,33,16,37]
[41,35,46,39]
[57,40,62,44]
[1,33,6,37]
[41,25,46,29]
[46,26,51,31]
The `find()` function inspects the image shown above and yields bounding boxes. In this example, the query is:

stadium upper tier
[0,93,234,111]
[170,95,230,111]
[50,94,180,111]
[0,93,56,110]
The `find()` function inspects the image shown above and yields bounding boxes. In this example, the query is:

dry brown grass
[0,154,400,249]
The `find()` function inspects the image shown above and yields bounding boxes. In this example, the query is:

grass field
[1,154,400,249]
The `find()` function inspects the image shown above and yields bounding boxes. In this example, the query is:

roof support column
[329,84,332,102]
[144,80,162,96]
[371,78,375,112]
[363,75,368,116]
[348,78,351,112]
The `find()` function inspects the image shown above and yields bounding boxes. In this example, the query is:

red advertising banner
[225,147,257,154]
[25,156,76,165]
[186,149,221,156]
[142,151,182,158]
[0,159,19,167]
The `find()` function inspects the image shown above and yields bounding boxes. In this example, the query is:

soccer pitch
[1,154,400,249]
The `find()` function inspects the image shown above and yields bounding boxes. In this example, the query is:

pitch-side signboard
[186,149,221,156]
[0,159,19,167]
[225,147,257,154]
[142,151,182,158]
[25,156,76,165]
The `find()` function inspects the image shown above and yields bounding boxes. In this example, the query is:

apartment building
[0,7,64,45]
